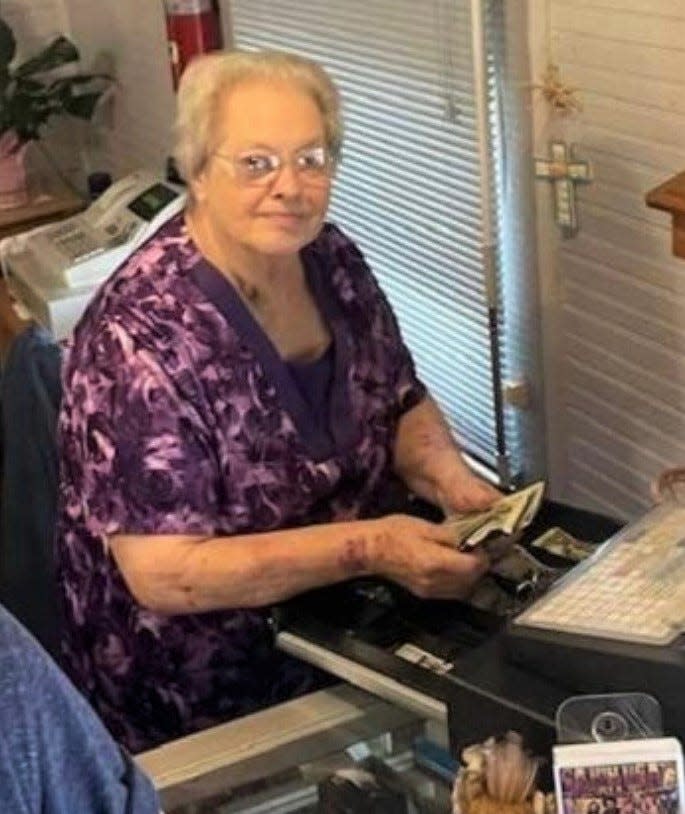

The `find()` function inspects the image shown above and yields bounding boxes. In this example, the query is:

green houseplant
[0,15,110,207]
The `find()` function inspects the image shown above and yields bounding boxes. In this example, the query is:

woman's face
[192,78,332,259]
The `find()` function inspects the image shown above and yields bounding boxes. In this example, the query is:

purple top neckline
[188,244,355,461]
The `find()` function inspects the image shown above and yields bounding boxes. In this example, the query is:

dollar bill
[443,480,546,550]
[441,512,491,545]
[529,526,595,562]
[480,485,538,536]
[517,481,545,529]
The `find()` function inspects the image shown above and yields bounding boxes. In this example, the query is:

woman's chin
[252,229,317,256]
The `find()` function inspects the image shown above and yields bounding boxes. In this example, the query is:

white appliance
[2,170,186,339]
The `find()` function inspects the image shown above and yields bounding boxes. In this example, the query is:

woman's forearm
[110,520,385,615]
[393,395,470,504]
[111,509,491,614]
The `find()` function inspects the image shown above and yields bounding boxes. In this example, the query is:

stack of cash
[442,481,545,552]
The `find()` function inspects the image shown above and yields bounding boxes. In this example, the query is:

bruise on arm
[338,536,369,574]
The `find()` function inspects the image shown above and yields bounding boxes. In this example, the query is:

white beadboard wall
[545,0,685,521]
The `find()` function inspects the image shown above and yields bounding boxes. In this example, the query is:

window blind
[229,0,511,480]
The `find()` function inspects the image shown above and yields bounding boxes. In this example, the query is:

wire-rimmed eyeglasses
[212,145,336,187]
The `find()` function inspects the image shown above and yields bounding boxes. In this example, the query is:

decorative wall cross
[535,141,593,236]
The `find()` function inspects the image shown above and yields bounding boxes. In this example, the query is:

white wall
[60,0,175,180]
[2,0,174,185]
[1,0,68,55]
[535,0,685,520]
[1,0,77,179]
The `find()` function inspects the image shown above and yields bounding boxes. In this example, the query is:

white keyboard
[514,503,685,645]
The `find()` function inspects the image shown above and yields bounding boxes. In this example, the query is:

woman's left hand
[393,396,502,515]
[436,466,502,515]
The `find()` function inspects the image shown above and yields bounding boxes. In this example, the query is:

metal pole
[469,0,510,486]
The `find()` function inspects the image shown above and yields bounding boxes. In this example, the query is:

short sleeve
[61,319,220,538]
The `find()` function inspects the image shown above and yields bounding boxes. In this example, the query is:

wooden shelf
[0,174,85,240]
[646,171,685,259]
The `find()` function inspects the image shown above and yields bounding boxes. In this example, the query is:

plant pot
[0,131,29,209]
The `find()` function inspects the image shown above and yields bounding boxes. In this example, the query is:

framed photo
[553,738,684,814]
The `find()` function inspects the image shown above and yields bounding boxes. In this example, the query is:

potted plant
[0,16,110,208]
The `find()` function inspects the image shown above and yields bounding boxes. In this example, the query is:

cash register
[274,499,624,761]
[275,496,685,768]
[1,170,185,339]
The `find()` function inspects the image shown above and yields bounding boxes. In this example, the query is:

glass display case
[137,683,456,813]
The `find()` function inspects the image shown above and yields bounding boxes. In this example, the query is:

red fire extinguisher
[163,0,223,90]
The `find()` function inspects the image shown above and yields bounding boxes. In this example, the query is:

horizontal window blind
[230,0,509,477]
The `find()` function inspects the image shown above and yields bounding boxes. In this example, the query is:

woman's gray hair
[652,467,685,503]
[173,49,343,185]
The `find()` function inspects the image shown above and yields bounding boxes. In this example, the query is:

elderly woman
[56,50,500,752]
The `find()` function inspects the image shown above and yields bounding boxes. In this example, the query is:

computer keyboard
[513,502,685,646]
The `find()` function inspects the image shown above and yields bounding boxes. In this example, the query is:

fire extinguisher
[163,0,223,90]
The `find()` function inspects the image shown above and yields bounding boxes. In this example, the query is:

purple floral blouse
[56,214,425,752]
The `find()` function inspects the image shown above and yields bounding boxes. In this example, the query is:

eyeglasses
[212,145,336,187]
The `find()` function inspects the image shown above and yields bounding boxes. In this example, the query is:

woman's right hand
[368,514,489,600]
